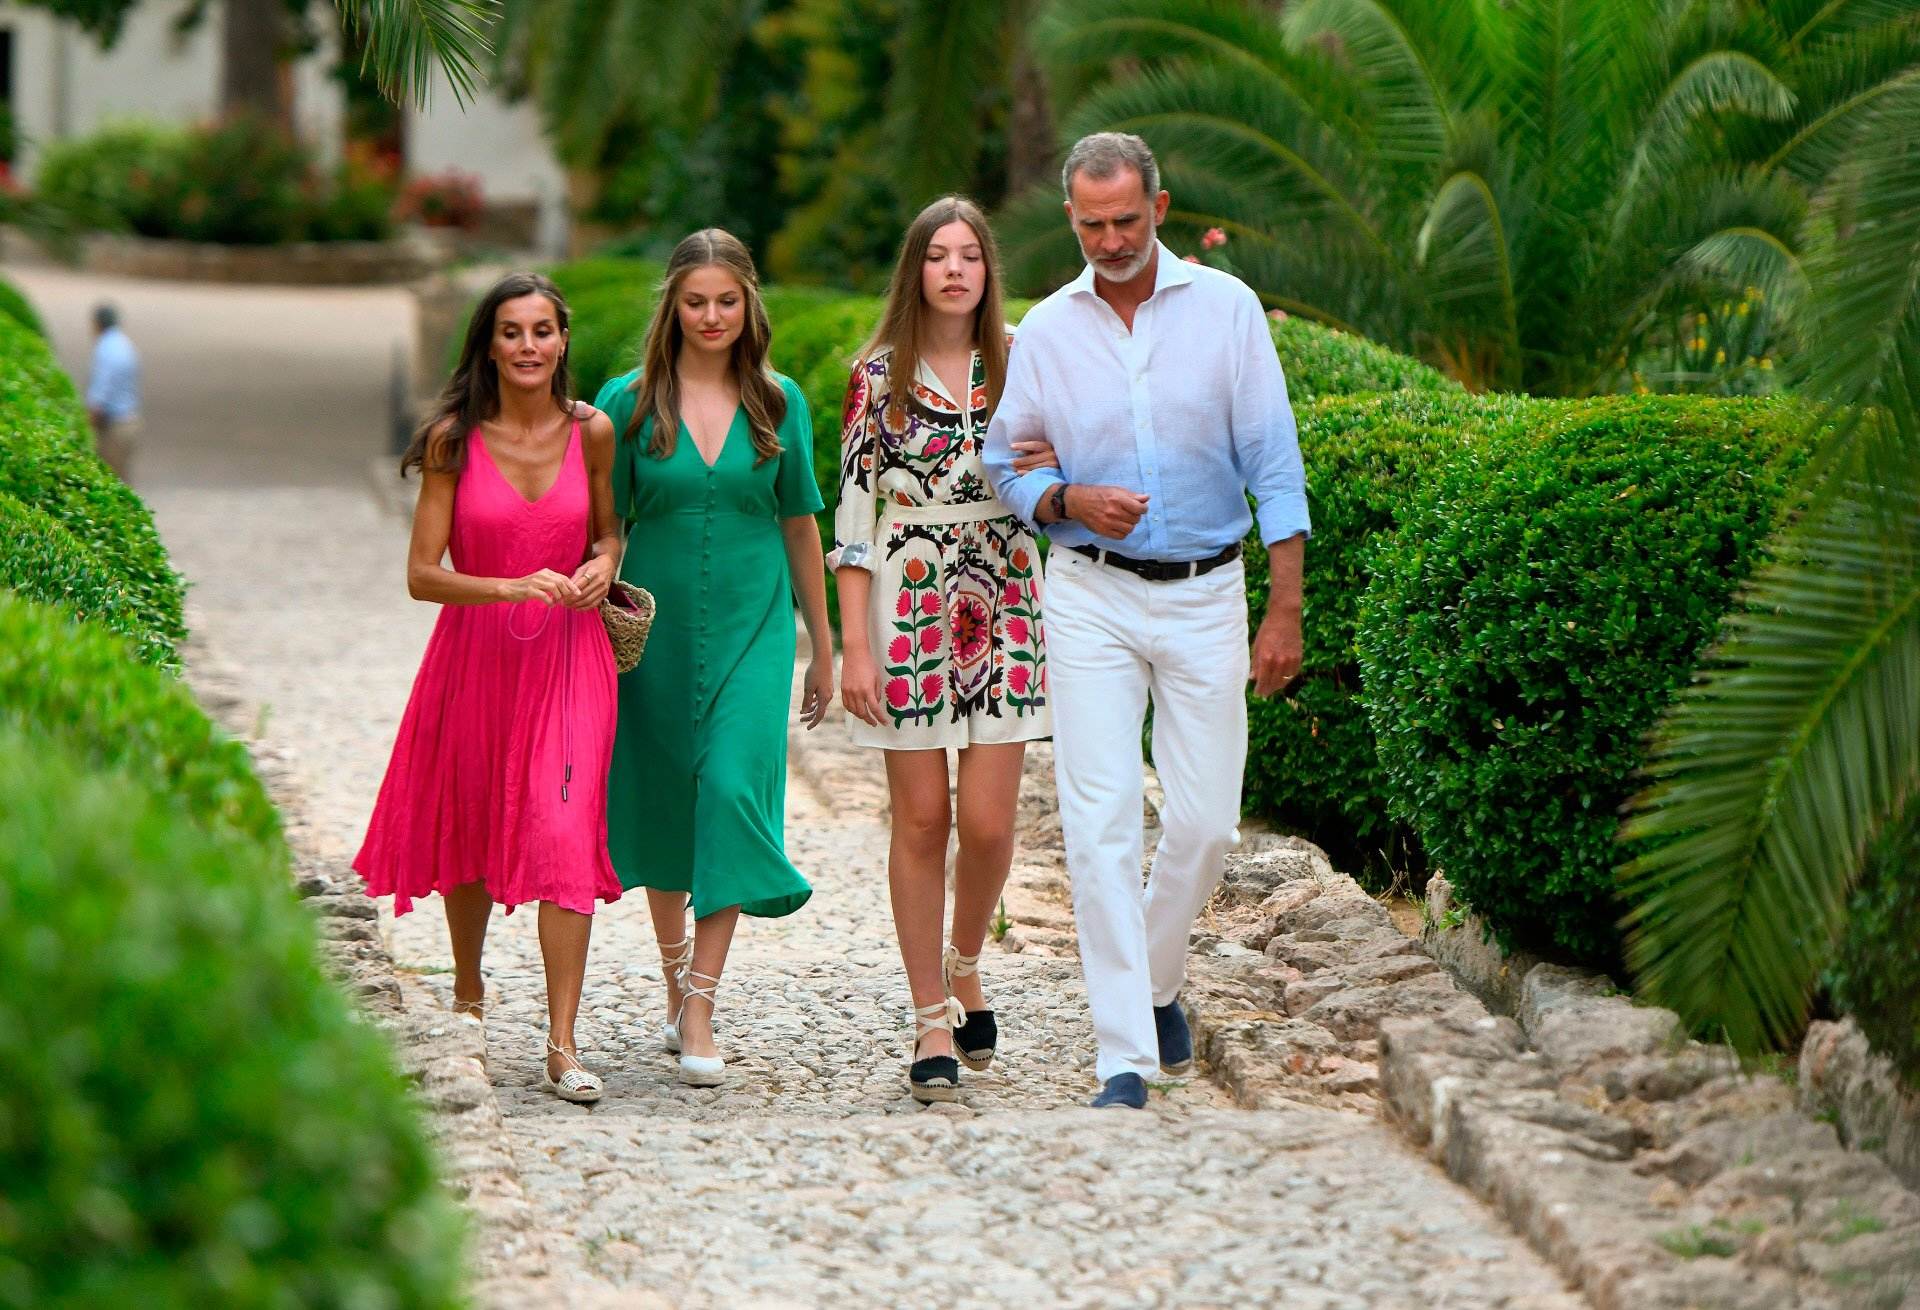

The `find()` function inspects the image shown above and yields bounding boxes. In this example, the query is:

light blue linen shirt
[87,326,142,421]
[983,244,1309,559]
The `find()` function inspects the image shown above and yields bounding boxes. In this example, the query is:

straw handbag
[601,580,655,674]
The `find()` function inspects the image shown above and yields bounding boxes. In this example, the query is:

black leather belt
[1067,541,1242,581]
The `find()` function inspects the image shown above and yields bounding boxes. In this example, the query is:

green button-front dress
[594,370,825,919]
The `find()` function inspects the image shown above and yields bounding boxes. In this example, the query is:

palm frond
[1616,50,1797,211]
[883,0,1014,204]
[1281,0,1466,168]
[336,0,498,109]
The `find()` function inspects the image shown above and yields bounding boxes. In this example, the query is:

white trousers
[1044,548,1249,1081]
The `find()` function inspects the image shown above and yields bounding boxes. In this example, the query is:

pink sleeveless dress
[354,421,623,916]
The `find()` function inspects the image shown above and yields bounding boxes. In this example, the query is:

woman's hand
[500,569,580,606]
[1011,439,1060,473]
[799,655,834,730]
[567,555,617,609]
[839,646,886,727]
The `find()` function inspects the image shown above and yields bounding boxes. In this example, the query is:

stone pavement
[9,266,1585,1308]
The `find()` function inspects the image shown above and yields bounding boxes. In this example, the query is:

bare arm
[835,564,884,726]
[405,425,579,607]
[1251,533,1305,697]
[783,516,834,729]
[565,406,623,609]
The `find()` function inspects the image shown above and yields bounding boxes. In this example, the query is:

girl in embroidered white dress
[830,196,1056,1104]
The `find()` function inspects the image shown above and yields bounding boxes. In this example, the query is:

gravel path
[11,265,1584,1309]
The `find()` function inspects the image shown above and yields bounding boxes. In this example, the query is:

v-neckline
[918,350,979,410]
[478,422,574,507]
[685,407,742,471]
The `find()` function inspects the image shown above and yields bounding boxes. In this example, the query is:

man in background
[86,302,142,482]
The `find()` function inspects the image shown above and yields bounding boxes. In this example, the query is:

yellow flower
[1691,337,1708,352]
[1761,357,1774,370]
[1715,349,1727,365]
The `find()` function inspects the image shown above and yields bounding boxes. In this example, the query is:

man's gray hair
[1061,132,1160,200]
[93,302,119,331]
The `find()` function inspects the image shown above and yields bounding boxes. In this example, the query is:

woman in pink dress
[356,271,624,1103]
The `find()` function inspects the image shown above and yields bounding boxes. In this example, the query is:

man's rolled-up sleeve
[1231,296,1311,544]
[983,336,1062,531]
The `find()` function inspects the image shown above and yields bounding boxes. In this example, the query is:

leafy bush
[34,118,398,245]
[1242,390,1535,876]
[395,168,484,230]
[0,494,170,666]
[0,277,43,337]
[1271,316,1459,406]
[0,727,465,1308]
[0,315,184,651]
[1826,817,1920,1087]
[0,595,278,850]
[1358,397,1818,963]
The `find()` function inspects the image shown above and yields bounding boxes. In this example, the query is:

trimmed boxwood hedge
[1241,390,1533,874]
[0,728,465,1308]
[0,493,171,667]
[0,595,280,852]
[1271,316,1458,406]
[0,315,185,653]
[0,276,43,338]
[1357,396,1818,964]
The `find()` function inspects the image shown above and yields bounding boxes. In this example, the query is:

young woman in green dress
[593,229,832,1087]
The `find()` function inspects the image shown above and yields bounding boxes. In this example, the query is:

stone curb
[1383,882,1920,1308]
[1801,1019,1920,1196]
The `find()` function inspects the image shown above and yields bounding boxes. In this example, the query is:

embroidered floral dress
[829,342,1050,750]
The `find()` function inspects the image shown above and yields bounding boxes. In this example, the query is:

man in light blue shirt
[86,302,143,481]
[984,132,1309,1109]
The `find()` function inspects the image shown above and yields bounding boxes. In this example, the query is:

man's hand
[1250,608,1302,696]
[1067,485,1149,539]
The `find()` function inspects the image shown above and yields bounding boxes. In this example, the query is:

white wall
[405,61,564,207]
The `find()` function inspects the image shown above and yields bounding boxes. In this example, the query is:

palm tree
[1005,0,1917,396]
[1618,74,1920,1055]
[336,0,500,109]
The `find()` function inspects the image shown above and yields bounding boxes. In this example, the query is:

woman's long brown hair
[861,196,1008,428]
[627,228,786,465]
[401,271,573,476]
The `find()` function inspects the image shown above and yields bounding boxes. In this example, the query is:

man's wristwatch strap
[1047,483,1070,522]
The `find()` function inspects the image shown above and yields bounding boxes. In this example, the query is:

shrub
[32,122,181,234]
[143,114,311,245]
[0,315,185,651]
[1270,316,1459,405]
[0,595,277,851]
[396,169,484,230]
[0,728,465,1308]
[1826,818,1920,1088]
[0,277,43,337]
[1241,390,1536,876]
[306,150,398,243]
[0,494,170,666]
[1358,396,1818,964]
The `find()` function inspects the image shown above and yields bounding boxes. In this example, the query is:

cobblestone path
[13,267,1585,1308]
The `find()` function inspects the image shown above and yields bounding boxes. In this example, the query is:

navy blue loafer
[1090,1072,1148,1109]
[1154,1000,1194,1076]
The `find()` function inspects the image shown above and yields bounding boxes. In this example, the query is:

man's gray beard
[1092,228,1156,284]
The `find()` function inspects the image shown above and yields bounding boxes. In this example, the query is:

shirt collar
[1068,240,1193,301]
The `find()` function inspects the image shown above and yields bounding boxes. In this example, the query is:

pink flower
[896,591,912,617]
[1268,309,1289,322]
[920,591,941,616]
[1182,254,1202,264]
[925,436,949,456]
[919,624,944,655]
[1001,581,1022,606]
[1202,227,1227,250]
[920,673,944,703]
[1009,665,1031,694]
[886,677,912,708]
[888,635,912,665]
[1007,617,1029,644]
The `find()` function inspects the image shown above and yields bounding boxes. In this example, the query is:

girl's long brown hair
[861,196,1009,427]
[627,228,786,465]
[401,271,573,476]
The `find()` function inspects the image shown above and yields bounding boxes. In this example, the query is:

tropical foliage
[1008,0,1919,395]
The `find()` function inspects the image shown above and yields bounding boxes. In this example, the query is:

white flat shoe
[658,936,693,1054]
[541,1038,603,1104]
[673,966,726,1087]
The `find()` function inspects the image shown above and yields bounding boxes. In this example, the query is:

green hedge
[0,728,464,1308]
[0,277,43,338]
[1357,397,1818,964]
[0,316,185,653]
[0,595,279,852]
[1271,316,1459,406]
[1242,390,1532,875]
[0,494,171,667]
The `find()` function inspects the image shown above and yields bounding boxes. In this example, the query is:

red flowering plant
[999,546,1046,717]
[395,169,485,230]
[883,556,947,726]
